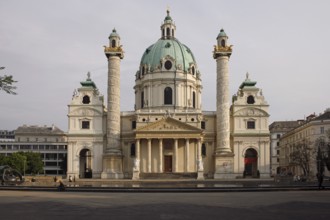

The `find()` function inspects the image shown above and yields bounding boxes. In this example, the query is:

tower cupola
[213,29,232,59]
[161,9,176,39]
[104,28,124,59]
[217,29,228,47]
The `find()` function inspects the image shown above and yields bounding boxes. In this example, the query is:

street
[0,190,329,219]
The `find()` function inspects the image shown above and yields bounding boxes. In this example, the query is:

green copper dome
[109,28,119,39]
[217,29,227,38]
[140,38,197,72]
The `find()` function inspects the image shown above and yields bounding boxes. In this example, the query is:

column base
[101,154,124,179]
[214,154,235,179]
[132,171,140,180]
[197,171,204,180]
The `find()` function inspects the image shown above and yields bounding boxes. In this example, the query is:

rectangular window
[277,150,280,155]
[247,121,255,129]
[130,143,136,157]
[202,143,206,157]
[82,121,90,129]
[320,127,324,134]
[276,134,281,139]
[201,121,206,129]
[132,121,136,129]
[276,142,279,147]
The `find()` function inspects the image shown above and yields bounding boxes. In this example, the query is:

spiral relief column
[213,29,235,179]
[101,29,124,179]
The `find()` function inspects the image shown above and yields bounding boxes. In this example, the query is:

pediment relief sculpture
[137,118,202,132]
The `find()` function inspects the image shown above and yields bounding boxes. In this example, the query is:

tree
[316,129,330,171]
[0,152,43,175]
[0,67,17,95]
[2,152,27,174]
[18,152,43,175]
[289,139,314,177]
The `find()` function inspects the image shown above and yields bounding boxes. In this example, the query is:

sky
[1,0,329,131]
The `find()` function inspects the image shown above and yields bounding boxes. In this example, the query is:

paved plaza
[0,190,329,220]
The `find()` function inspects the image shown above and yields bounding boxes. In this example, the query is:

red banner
[245,157,257,164]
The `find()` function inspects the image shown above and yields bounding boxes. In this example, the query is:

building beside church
[269,121,300,176]
[0,125,67,175]
[279,109,330,177]
[66,10,270,179]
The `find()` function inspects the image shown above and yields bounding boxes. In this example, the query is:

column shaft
[159,139,163,173]
[216,56,231,154]
[106,56,121,154]
[185,139,189,172]
[174,139,178,172]
[148,139,152,173]
[136,139,140,163]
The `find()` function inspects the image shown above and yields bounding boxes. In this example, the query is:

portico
[132,117,204,179]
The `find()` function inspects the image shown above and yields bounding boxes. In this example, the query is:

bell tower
[101,29,124,179]
[213,29,235,178]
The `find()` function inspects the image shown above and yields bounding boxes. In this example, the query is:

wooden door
[164,156,172,173]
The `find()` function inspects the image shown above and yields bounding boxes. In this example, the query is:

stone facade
[279,109,330,177]
[269,121,300,176]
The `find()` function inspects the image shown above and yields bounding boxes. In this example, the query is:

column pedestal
[132,170,140,180]
[197,171,204,180]
[101,155,124,179]
[214,154,235,179]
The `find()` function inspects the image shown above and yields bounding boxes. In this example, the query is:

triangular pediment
[137,117,202,133]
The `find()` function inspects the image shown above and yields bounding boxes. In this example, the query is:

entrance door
[164,156,172,173]
[79,149,92,178]
[244,148,258,178]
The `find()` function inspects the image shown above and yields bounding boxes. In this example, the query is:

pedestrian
[316,172,324,189]
[57,180,65,191]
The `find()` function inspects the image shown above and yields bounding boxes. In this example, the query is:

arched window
[221,39,226,47]
[164,87,172,105]
[192,91,196,108]
[141,92,144,108]
[130,143,136,157]
[166,28,170,37]
[82,95,90,104]
[247,95,255,104]
[191,66,195,75]
[111,39,116,48]
[172,29,174,37]
[162,29,165,38]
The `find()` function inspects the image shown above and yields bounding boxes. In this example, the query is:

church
[66,10,270,180]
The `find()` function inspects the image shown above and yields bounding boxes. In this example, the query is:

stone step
[140,172,197,179]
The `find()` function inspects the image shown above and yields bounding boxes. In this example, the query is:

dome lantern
[161,9,176,39]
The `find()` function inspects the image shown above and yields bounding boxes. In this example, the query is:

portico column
[148,139,152,173]
[197,139,202,161]
[174,139,178,172]
[159,139,163,173]
[136,139,140,166]
[185,139,189,172]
